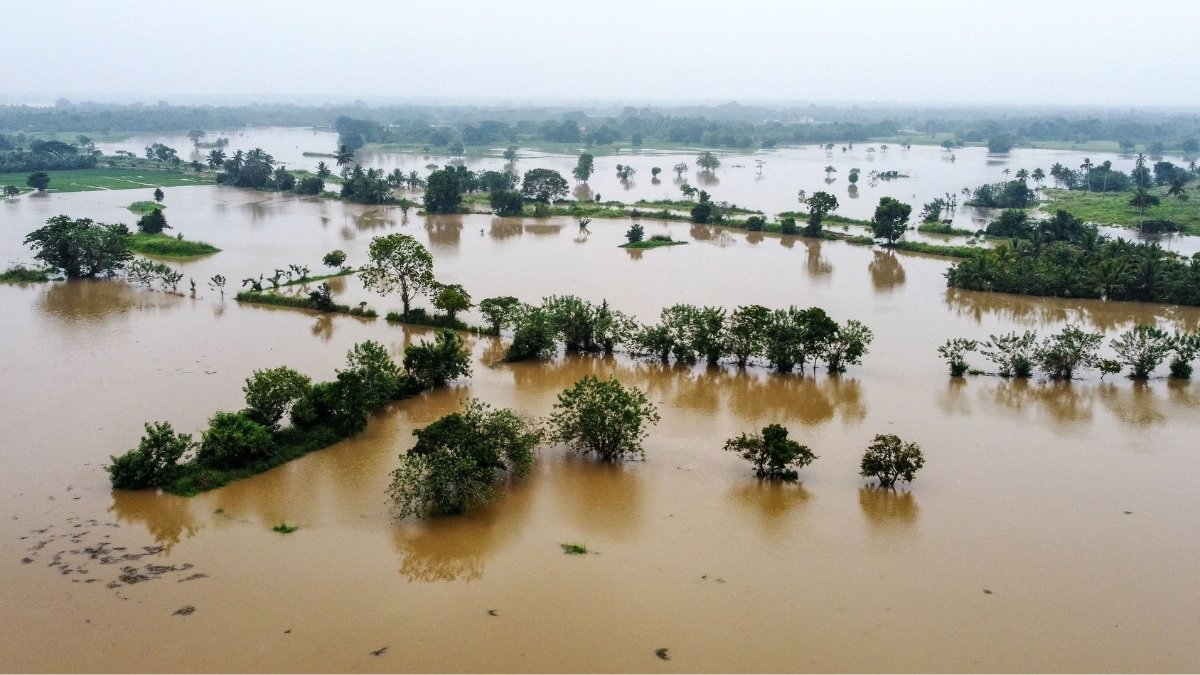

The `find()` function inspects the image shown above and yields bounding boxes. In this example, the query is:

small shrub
[402,330,472,390]
[723,424,816,481]
[561,543,588,555]
[625,223,645,243]
[272,522,299,534]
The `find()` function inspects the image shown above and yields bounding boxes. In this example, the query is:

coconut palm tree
[1134,153,1149,189]
[315,162,331,180]
[1031,168,1046,189]
[334,144,355,170]
[205,149,226,169]
[1079,158,1094,192]
[1015,168,1029,182]
[1167,178,1188,200]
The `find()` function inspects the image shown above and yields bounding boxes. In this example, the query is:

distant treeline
[3,100,1199,151]
[0,136,97,171]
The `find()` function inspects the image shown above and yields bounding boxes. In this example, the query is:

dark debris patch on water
[17,516,206,595]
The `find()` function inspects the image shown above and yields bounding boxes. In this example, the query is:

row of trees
[938,324,1200,380]
[389,375,925,518]
[108,333,471,492]
[946,212,1200,306]
[0,137,97,172]
[475,294,873,374]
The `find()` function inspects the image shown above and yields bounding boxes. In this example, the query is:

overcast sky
[5,0,1198,107]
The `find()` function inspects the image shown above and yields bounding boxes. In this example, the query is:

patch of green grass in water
[0,265,52,283]
[127,200,165,214]
[127,233,220,257]
[560,543,588,555]
[272,522,299,534]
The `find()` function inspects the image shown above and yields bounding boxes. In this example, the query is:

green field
[1040,187,1200,234]
[0,167,213,193]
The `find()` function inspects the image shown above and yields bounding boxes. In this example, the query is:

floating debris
[370,647,388,657]
[655,648,670,661]
[173,606,195,616]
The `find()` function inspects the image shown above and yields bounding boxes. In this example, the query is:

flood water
[2,153,1199,670]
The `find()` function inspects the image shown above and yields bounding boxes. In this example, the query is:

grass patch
[889,240,981,258]
[0,265,52,283]
[1040,187,1200,234]
[0,161,214,193]
[271,522,299,534]
[127,233,220,257]
[168,425,345,496]
[236,290,378,318]
[279,268,357,287]
[634,198,760,215]
[621,238,688,249]
[127,200,165,214]
[917,222,978,236]
[384,308,480,332]
[560,543,588,555]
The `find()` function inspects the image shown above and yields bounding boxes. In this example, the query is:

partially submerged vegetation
[0,265,51,283]
[127,233,219,257]
[108,334,472,495]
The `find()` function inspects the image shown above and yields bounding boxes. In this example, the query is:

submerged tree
[723,424,816,481]
[1110,324,1172,379]
[937,338,978,376]
[388,399,542,518]
[979,331,1037,377]
[1034,325,1102,380]
[860,434,924,489]
[548,376,659,461]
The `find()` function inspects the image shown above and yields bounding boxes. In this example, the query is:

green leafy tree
[860,434,925,489]
[1034,325,1102,380]
[423,168,463,214]
[822,319,874,373]
[152,187,164,203]
[344,340,405,408]
[673,162,689,177]
[1110,324,1172,379]
[625,223,645,243]
[520,168,569,203]
[780,216,798,235]
[696,151,721,172]
[505,305,558,361]
[502,146,518,162]
[136,208,170,235]
[24,215,132,278]
[726,304,771,367]
[107,422,192,489]
[196,411,274,470]
[359,233,435,317]
[479,296,521,334]
[1168,332,1200,379]
[745,215,766,232]
[804,191,839,236]
[3,185,20,199]
[937,338,978,376]
[243,366,312,431]
[979,331,1037,377]
[1128,189,1160,230]
[403,330,472,390]
[489,189,524,216]
[572,153,595,182]
[322,249,347,269]
[388,399,542,518]
[724,424,816,481]
[27,171,50,191]
[870,196,913,245]
[549,376,660,461]
[433,284,472,320]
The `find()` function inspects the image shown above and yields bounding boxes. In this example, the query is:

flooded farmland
[2,146,1199,672]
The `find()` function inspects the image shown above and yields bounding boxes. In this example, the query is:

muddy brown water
[2,186,1199,672]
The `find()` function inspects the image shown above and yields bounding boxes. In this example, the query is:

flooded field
[2,165,1199,670]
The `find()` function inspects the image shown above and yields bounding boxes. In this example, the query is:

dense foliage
[388,399,541,518]
[860,434,925,489]
[723,424,816,481]
[548,376,660,462]
[24,215,132,278]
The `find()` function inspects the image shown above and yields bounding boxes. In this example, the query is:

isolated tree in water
[358,233,434,317]
[860,434,924,489]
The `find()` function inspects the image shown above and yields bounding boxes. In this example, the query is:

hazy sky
[6,0,1198,107]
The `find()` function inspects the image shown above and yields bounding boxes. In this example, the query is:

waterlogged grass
[278,268,357,287]
[917,222,978,236]
[0,166,213,193]
[272,523,299,534]
[1040,188,1200,234]
[168,425,344,496]
[634,198,761,215]
[0,265,52,283]
[127,200,165,214]
[889,240,981,258]
[127,233,220,257]
[560,543,588,555]
[621,239,688,250]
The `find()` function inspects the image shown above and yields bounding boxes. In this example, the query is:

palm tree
[1167,178,1188,200]
[227,150,245,172]
[1032,168,1046,188]
[796,189,807,204]
[205,149,226,169]
[1099,160,1112,193]
[334,144,354,170]
[1002,168,1011,181]
[1015,168,1029,182]
[315,162,331,180]
[388,168,405,188]
[1079,158,1094,192]
[1129,188,1160,231]
[1134,153,1149,189]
